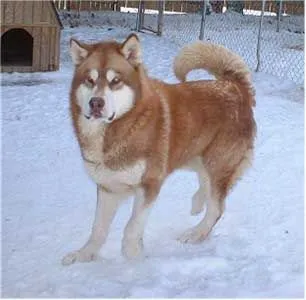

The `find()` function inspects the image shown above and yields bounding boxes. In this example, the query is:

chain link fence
[138,0,304,84]
[55,0,304,85]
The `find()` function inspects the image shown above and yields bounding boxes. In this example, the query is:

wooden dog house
[1,1,63,72]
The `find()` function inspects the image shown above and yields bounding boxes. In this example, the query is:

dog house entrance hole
[1,29,33,66]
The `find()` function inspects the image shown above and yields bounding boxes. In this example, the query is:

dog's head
[70,34,142,123]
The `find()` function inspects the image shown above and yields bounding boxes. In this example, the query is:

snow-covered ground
[1,26,304,297]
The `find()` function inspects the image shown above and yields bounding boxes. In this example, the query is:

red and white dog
[62,34,256,265]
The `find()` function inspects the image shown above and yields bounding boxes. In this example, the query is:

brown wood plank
[40,26,49,71]
[1,66,34,73]
[26,27,34,69]
[54,29,60,70]
[33,0,42,23]
[23,1,34,24]
[49,27,55,70]
[32,26,41,71]
[2,23,58,28]
[41,0,49,23]
[49,1,62,27]
[41,0,46,22]
[1,1,7,25]
[47,1,55,25]
[1,66,13,73]
[14,1,24,24]
[1,25,7,35]
[4,1,14,24]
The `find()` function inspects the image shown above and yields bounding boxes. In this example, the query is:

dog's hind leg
[179,149,253,244]
[191,167,211,215]
[179,179,224,243]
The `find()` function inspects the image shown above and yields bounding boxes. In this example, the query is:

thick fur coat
[62,34,256,265]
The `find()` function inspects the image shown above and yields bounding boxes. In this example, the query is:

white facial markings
[76,83,94,117]
[89,69,99,82]
[106,69,117,83]
[104,85,135,120]
[76,68,135,122]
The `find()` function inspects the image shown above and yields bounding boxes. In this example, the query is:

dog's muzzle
[89,97,105,119]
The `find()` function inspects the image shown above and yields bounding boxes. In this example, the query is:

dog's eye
[111,77,121,85]
[85,77,95,86]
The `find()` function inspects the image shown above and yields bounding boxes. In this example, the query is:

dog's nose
[89,97,105,110]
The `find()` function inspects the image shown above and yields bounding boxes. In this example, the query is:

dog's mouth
[84,112,116,122]
[106,112,116,122]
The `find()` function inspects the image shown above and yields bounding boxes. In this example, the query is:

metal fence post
[256,0,265,72]
[140,1,145,29]
[199,0,207,40]
[276,0,283,33]
[136,1,141,31]
[136,1,144,32]
[157,1,165,36]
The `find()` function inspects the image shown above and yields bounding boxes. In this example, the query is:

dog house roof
[50,1,64,29]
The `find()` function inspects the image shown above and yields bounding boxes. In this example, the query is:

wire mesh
[55,0,304,84]
[140,0,304,84]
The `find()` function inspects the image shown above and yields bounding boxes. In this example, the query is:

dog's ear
[120,34,142,66]
[70,38,90,65]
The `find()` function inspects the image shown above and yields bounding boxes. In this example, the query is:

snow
[121,5,287,17]
[120,6,186,15]
[1,24,304,298]
[243,9,286,17]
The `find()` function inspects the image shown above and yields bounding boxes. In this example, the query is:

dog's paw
[122,237,144,259]
[62,248,98,266]
[178,228,208,244]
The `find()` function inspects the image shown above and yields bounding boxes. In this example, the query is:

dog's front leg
[62,185,124,265]
[122,187,157,259]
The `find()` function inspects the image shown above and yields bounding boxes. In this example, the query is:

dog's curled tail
[173,42,255,105]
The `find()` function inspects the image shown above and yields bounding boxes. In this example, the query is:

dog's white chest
[84,159,146,192]
[79,117,146,192]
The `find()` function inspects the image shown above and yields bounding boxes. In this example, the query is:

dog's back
[152,42,256,175]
